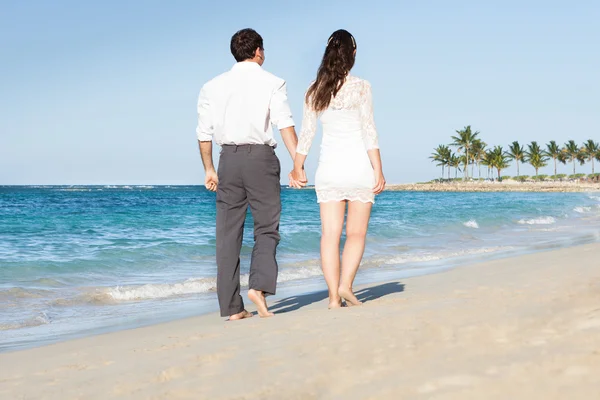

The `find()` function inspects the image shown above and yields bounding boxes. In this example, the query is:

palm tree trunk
[573,160,576,175]
[554,158,557,176]
[465,149,469,180]
[517,160,520,177]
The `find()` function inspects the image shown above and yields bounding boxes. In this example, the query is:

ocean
[1,186,599,351]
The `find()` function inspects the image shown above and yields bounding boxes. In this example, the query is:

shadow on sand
[268,281,405,314]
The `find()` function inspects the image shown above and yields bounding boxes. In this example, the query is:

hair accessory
[327,34,356,48]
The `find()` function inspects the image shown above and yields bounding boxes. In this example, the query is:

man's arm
[198,140,218,192]
[280,126,298,161]
[197,86,218,192]
[198,140,215,172]
[270,81,296,162]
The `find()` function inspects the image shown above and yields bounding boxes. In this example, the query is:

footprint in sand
[417,375,480,393]
[575,318,600,331]
[157,367,184,383]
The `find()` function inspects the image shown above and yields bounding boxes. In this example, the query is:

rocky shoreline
[385,181,600,193]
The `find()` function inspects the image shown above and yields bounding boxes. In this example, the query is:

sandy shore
[387,181,600,192]
[1,244,600,399]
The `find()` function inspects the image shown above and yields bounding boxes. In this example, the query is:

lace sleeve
[296,98,318,155]
[359,81,379,151]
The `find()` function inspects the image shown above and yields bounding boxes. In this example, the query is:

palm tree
[450,125,480,180]
[471,139,487,179]
[448,153,462,179]
[563,140,583,174]
[507,141,525,177]
[545,140,561,176]
[583,139,599,174]
[489,146,510,180]
[481,150,493,179]
[430,145,451,180]
[525,141,549,177]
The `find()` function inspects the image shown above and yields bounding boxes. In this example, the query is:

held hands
[205,169,219,192]
[289,167,308,189]
[373,169,386,195]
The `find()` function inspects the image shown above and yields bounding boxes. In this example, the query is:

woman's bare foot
[328,295,342,309]
[248,289,275,318]
[338,286,362,307]
[227,310,253,321]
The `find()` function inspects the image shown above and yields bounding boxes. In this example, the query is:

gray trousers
[216,144,281,317]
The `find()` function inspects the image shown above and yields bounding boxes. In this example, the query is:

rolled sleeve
[270,81,295,130]
[196,86,213,142]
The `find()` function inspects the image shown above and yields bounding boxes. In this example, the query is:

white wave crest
[0,313,51,331]
[517,216,556,225]
[463,220,479,229]
[107,277,219,301]
[106,266,324,302]
[573,206,592,213]
[384,246,512,265]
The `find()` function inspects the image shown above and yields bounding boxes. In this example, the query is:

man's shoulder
[202,70,232,92]
[257,68,286,87]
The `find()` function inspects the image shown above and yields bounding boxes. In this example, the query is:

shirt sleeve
[296,96,318,156]
[359,81,380,151]
[196,86,213,142]
[269,81,295,130]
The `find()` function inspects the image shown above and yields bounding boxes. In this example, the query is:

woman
[291,29,385,308]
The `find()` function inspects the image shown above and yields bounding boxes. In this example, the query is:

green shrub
[501,176,512,181]
[569,173,586,179]
[551,174,567,181]
[515,175,529,182]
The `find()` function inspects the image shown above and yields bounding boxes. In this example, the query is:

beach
[1,243,599,399]
[387,181,600,192]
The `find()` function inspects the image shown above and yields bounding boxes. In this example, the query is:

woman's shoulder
[345,75,372,91]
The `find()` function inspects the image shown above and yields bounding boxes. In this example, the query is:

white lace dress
[296,75,380,203]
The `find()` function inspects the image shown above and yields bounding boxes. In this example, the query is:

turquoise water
[1,186,600,351]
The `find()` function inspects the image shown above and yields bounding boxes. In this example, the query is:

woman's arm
[290,97,318,188]
[359,81,386,194]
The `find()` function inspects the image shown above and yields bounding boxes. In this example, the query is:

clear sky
[1,0,598,185]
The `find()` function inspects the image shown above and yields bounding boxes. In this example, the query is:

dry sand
[1,244,600,399]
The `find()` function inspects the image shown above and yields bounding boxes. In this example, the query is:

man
[196,28,306,320]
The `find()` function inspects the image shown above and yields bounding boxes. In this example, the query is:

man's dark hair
[230,28,263,62]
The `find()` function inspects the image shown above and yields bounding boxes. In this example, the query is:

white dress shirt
[196,62,295,147]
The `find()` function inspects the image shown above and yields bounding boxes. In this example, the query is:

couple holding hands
[197,28,385,320]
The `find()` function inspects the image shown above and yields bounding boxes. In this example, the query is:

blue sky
[1,0,598,184]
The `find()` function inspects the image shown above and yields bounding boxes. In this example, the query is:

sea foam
[0,313,51,331]
[463,220,479,229]
[105,266,324,302]
[517,216,556,225]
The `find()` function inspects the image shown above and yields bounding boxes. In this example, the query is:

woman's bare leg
[339,201,372,306]
[319,201,346,308]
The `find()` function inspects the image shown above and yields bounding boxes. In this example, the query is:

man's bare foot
[248,289,274,318]
[227,310,253,321]
[338,287,362,307]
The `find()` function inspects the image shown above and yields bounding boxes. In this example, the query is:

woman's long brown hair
[306,29,356,112]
